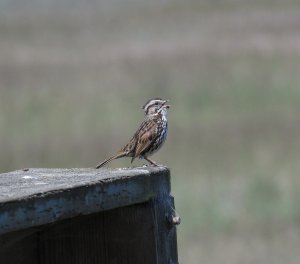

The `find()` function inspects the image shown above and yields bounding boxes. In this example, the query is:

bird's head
[142,98,170,117]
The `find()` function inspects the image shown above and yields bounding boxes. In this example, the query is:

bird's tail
[95,151,127,169]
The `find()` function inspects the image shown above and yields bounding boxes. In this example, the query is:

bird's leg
[144,157,158,166]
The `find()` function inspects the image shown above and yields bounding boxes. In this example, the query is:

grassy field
[1,1,300,263]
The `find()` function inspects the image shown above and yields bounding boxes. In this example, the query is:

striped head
[142,98,170,117]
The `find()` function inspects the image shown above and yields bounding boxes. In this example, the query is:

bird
[96,98,170,168]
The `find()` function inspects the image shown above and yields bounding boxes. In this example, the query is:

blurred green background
[1,0,300,263]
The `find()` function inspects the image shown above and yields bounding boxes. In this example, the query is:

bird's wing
[133,120,158,159]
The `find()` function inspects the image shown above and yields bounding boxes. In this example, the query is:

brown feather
[95,151,127,168]
[131,120,158,163]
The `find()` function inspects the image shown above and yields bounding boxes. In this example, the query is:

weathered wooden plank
[0,228,39,264]
[40,203,158,264]
[0,167,170,235]
[152,195,179,264]
[0,199,179,264]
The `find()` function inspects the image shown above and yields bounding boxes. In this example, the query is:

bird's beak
[163,100,170,109]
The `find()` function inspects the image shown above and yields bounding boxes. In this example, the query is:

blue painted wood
[0,167,170,235]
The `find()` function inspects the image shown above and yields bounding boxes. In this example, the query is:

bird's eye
[155,102,159,105]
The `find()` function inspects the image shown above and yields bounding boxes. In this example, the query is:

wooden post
[0,167,179,264]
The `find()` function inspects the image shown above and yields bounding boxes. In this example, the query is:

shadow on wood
[0,167,179,264]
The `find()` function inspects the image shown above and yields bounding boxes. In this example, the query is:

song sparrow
[96,98,170,168]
